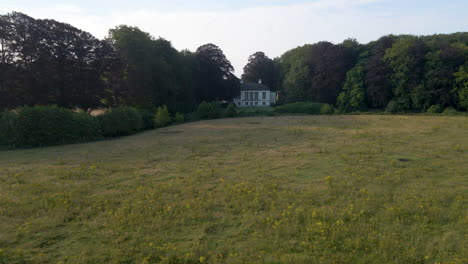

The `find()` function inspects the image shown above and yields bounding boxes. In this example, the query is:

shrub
[14,105,77,147]
[154,105,172,127]
[0,106,103,148]
[140,109,156,129]
[385,100,402,113]
[72,111,102,143]
[442,106,459,115]
[426,105,443,113]
[185,112,200,122]
[174,112,185,123]
[0,111,19,146]
[197,101,223,119]
[274,102,325,115]
[99,107,143,137]
[320,104,335,115]
[237,107,275,117]
[224,104,238,117]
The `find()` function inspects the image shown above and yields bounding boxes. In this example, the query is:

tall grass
[0,115,466,263]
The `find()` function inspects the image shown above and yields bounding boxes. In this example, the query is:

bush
[0,105,102,147]
[14,105,77,147]
[426,105,443,113]
[274,102,326,115]
[237,107,275,117]
[197,101,223,119]
[224,104,238,117]
[0,111,19,146]
[442,106,459,115]
[174,112,185,123]
[385,100,403,113]
[154,105,172,127]
[320,104,335,115]
[98,107,143,137]
[140,109,156,129]
[72,111,102,143]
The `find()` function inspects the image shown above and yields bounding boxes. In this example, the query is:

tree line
[1,11,467,113]
[0,12,239,113]
[244,35,468,112]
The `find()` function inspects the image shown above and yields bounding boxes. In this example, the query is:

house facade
[233,79,276,107]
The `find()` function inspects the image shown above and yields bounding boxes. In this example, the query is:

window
[263,92,267,99]
[250,102,253,106]
[255,102,258,106]
[255,92,259,100]
[263,102,266,106]
[245,102,248,106]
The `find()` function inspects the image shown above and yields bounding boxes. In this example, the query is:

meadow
[0,115,467,264]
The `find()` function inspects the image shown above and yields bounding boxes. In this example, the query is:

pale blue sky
[2,0,467,75]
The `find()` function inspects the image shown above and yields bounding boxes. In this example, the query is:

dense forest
[1,12,467,113]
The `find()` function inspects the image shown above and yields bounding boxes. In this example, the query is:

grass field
[0,115,467,264]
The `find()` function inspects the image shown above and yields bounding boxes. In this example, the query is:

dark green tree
[242,51,279,91]
[337,65,366,112]
[384,36,429,110]
[364,35,398,108]
[195,43,240,101]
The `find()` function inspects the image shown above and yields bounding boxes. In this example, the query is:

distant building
[233,79,276,107]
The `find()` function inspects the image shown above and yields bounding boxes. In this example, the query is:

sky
[1,0,467,76]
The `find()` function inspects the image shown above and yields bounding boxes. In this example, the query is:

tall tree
[308,41,357,104]
[277,45,313,103]
[453,64,468,110]
[107,25,156,108]
[195,43,239,102]
[0,12,109,110]
[384,36,429,110]
[364,35,398,108]
[337,65,366,112]
[242,52,279,91]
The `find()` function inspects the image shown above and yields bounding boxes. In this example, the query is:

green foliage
[72,111,102,142]
[174,112,185,123]
[0,111,19,146]
[274,102,326,115]
[224,104,238,118]
[197,101,223,119]
[383,37,428,110]
[98,107,143,137]
[140,109,156,130]
[386,100,403,113]
[0,105,102,147]
[155,105,172,127]
[320,104,335,114]
[453,65,468,110]
[426,105,444,113]
[242,52,280,92]
[195,44,240,101]
[337,66,367,112]
[442,106,459,115]
[237,107,276,117]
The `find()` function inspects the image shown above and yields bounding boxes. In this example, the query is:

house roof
[241,82,271,91]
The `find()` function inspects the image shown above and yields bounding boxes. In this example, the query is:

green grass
[0,115,467,264]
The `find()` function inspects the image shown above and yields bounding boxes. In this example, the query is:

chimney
[258,79,262,84]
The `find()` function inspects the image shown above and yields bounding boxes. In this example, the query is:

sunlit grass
[0,115,467,263]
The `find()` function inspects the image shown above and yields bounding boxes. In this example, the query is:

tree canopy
[1,11,467,113]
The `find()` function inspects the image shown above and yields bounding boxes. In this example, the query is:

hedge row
[0,106,145,148]
[274,102,334,115]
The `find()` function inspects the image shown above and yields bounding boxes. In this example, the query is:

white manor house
[233,79,277,107]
